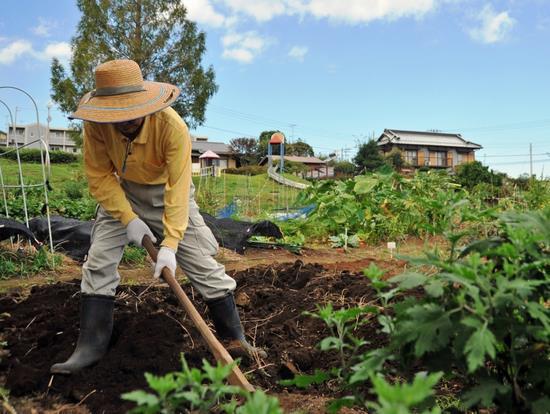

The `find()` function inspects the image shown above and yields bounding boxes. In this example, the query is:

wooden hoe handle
[142,235,255,392]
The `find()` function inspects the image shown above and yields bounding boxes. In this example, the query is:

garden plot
[0,260,396,413]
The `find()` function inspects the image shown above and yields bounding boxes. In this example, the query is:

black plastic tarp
[14,212,283,261]
[0,218,40,247]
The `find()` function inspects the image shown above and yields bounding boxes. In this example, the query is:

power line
[442,117,550,133]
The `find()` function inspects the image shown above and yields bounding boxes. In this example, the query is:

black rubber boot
[50,294,114,375]
[206,294,267,359]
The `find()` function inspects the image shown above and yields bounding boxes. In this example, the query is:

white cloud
[468,5,516,44]
[304,0,436,24]
[184,0,227,27]
[288,45,308,61]
[0,40,33,64]
[41,42,72,61]
[0,40,71,65]
[221,0,291,22]
[219,0,437,24]
[31,18,57,37]
[222,31,268,63]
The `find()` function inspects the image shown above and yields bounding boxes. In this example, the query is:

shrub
[0,147,78,163]
[224,165,267,175]
[274,160,308,175]
[64,181,85,199]
[384,210,550,412]
[454,161,504,189]
[333,161,355,176]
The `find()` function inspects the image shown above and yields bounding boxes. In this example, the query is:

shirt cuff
[161,236,180,251]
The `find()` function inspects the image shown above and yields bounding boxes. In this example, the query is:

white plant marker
[387,241,396,258]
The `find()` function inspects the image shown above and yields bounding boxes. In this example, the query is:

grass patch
[0,247,63,280]
[193,173,302,217]
[121,245,148,267]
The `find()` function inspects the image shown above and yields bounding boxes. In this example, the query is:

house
[0,129,6,145]
[6,123,80,153]
[377,129,482,169]
[190,136,237,174]
[259,155,334,178]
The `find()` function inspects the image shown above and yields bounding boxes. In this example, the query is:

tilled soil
[0,260,390,413]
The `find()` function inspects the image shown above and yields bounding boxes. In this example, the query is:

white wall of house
[6,123,80,153]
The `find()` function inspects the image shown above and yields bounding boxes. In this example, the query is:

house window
[430,151,447,167]
[404,150,418,166]
[457,153,467,165]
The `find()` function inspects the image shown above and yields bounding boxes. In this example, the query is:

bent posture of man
[51,59,265,374]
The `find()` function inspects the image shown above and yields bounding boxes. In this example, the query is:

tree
[333,160,355,176]
[51,0,218,132]
[353,140,386,172]
[287,139,314,157]
[229,137,258,166]
[454,161,504,189]
[383,147,405,170]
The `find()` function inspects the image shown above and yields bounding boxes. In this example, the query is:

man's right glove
[126,217,157,247]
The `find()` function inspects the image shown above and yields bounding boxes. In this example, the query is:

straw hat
[69,59,180,123]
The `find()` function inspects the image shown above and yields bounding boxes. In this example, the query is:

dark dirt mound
[0,260,384,413]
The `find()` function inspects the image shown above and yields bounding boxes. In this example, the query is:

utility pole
[289,123,296,141]
[529,143,533,177]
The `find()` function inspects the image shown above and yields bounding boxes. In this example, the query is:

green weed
[0,247,63,280]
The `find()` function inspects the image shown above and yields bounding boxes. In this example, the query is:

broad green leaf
[354,177,378,194]
[398,304,453,357]
[425,279,445,297]
[120,390,159,407]
[319,336,343,351]
[349,348,391,384]
[461,379,509,408]
[279,369,330,388]
[237,390,283,414]
[370,371,443,408]
[464,326,497,372]
[389,272,427,290]
[143,373,177,399]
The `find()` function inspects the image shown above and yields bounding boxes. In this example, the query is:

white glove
[126,218,157,247]
[153,246,177,279]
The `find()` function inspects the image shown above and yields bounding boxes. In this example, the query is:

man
[51,59,265,375]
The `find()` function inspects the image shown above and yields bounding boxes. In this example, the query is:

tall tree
[286,139,314,157]
[353,140,386,172]
[51,0,218,130]
[229,137,258,166]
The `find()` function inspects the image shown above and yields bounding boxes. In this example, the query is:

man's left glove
[153,246,176,279]
[126,217,157,247]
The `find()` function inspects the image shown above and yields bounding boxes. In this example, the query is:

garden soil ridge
[0,260,395,413]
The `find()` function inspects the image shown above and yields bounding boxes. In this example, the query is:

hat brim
[69,81,180,123]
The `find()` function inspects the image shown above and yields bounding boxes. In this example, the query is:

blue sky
[1,0,549,177]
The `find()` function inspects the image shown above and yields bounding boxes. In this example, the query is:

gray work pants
[81,180,236,299]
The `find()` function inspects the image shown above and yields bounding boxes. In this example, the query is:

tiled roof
[377,129,482,149]
[191,141,231,154]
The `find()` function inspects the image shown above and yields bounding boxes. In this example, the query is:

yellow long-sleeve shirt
[83,107,191,250]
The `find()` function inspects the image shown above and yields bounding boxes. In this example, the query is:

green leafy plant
[0,247,63,280]
[329,228,360,251]
[384,209,550,413]
[122,355,282,414]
